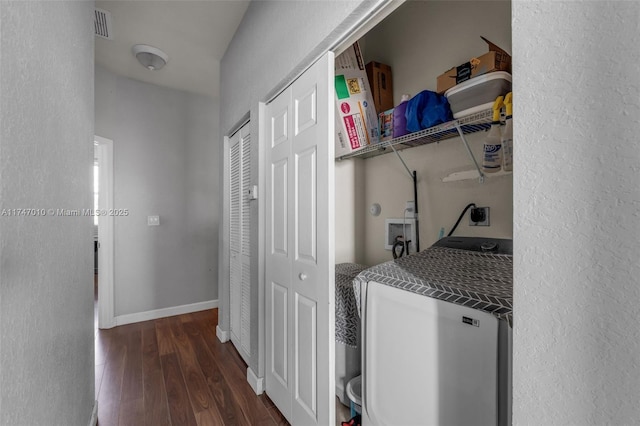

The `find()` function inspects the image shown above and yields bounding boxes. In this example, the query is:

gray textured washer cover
[336,263,368,347]
[353,246,513,326]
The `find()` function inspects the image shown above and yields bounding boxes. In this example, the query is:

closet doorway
[228,123,252,363]
[95,135,115,329]
[262,52,335,425]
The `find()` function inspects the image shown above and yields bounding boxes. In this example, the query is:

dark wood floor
[94,307,289,426]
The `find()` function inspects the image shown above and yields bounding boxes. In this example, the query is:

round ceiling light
[132,44,169,71]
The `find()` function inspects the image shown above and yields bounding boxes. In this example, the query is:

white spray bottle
[482,96,504,173]
[501,92,513,172]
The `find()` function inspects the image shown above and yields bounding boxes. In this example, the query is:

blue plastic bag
[405,90,453,132]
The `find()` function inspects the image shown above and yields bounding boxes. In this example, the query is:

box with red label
[334,42,380,158]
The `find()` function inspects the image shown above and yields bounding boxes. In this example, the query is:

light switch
[248,185,258,200]
[147,215,160,226]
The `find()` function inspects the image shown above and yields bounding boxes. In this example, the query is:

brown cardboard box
[436,37,511,94]
[366,62,394,113]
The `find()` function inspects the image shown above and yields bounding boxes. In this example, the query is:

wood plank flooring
[95,308,288,426]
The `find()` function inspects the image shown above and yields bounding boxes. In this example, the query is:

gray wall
[95,65,219,317]
[513,1,640,424]
[0,2,95,425]
[220,0,373,133]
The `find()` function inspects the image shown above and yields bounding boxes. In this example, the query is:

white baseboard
[87,400,98,426]
[247,367,264,395]
[115,300,218,326]
[216,325,230,343]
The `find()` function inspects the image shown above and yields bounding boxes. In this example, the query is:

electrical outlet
[405,200,416,218]
[469,207,490,226]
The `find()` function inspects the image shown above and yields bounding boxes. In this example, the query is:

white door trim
[217,134,232,343]
[257,103,267,381]
[95,135,115,329]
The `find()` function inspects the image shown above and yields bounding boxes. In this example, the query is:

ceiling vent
[94,8,113,40]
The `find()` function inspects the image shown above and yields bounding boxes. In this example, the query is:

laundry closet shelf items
[337,108,492,161]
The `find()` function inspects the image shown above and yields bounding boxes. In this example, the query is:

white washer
[358,237,513,426]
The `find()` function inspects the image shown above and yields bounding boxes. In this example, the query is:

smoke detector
[132,44,169,71]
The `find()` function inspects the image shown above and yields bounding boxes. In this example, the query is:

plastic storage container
[444,71,512,118]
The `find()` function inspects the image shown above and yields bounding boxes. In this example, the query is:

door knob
[298,273,307,281]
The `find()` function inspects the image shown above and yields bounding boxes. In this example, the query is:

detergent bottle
[482,96,504,173]
[392,94,411,138]
[501,92,513,172]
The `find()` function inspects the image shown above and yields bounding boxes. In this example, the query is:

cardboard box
[436,37,511,94]
[366,61,394,113]
[378,108,394,142]
[334,42,380,157]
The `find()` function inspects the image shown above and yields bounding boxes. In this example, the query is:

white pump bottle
[482,96,504,173]
[501,92,513,172]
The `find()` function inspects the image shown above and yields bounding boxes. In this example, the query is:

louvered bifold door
[229,125,252,363]
[240,132,252,358]
[229,133,242,347]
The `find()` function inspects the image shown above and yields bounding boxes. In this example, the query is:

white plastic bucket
[346,375,362,417]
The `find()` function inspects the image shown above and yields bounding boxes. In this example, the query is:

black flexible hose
[447,203,476,237]
[392,240,405,259]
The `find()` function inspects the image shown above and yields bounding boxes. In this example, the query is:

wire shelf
[337,108,493,160]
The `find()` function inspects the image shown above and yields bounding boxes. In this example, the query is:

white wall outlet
[147,215,160,226]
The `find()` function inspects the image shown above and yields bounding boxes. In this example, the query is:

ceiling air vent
[94,8,113,40]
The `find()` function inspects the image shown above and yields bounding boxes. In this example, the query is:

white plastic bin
[346,375,362,417]
[444,71,512,118]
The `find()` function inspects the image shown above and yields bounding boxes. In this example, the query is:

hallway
[94,307,287,425]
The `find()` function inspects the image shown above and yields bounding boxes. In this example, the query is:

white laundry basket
[346,375,362,417]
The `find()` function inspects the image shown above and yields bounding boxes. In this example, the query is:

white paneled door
[265,52,335,425]
[229,123,252,363]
